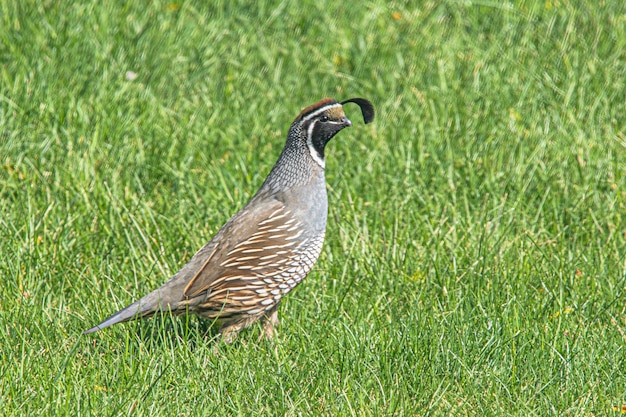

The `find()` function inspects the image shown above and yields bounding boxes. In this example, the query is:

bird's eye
[319,115,330,122]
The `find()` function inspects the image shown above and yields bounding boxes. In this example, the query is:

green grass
[1,0,625,415]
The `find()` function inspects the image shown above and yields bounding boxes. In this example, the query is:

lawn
[1,0,625,415]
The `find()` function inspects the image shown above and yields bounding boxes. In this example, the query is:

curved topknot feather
[340,98,375,124]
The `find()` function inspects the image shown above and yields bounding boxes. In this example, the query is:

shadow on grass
[108,313,222,352]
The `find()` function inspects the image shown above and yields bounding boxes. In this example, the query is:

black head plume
[340,98,375,124]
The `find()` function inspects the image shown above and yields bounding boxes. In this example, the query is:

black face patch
[308,118,348,160]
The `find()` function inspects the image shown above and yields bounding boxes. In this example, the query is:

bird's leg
[260,306,280,340]
[212,323,243,354]
[218,322,244,345]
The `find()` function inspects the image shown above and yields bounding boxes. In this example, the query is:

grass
[1,0,625,415]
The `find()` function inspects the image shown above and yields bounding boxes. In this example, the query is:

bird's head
[290,97,375,167]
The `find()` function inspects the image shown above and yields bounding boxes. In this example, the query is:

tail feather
[83,244,212,335]
[83,286,184,334]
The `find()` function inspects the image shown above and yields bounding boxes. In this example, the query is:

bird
[84,97,374,343]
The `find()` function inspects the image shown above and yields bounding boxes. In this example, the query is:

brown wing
[182,198,306,301]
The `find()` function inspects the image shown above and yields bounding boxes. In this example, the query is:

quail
[84,97,375,343]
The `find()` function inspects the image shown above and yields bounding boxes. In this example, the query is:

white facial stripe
[299,103,342,124]
[306,120,325,168]
[301,102,343,169]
